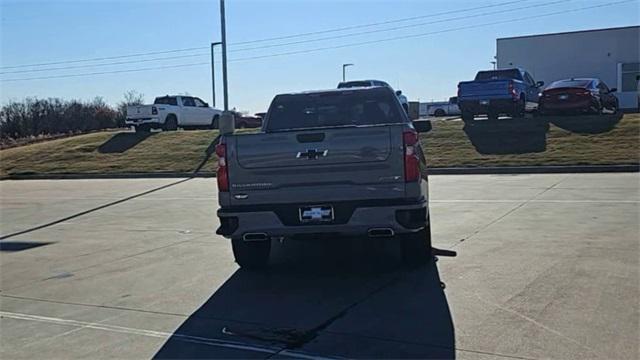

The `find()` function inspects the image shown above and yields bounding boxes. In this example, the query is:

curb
[2,165,638,180]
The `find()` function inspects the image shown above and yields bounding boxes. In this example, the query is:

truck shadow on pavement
[98,131,155,153]
[548,112,623,134]
[154,239,455,359]
[463,117,550,155]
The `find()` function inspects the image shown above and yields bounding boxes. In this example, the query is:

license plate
[558,94,568,100]
[480,100,489,105]
[299,205,334,223]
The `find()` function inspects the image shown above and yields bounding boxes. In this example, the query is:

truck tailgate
[126,105,155,119]
[459,79,510,99]
[227,125,406,205]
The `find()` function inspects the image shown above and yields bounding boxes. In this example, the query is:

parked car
[216,86,432,269]
[538,78,619,115]
[425,97,460,117]
[337,79,409,113]
[457,68,544,122]
[224,111,263,129]
[126,95,222,132]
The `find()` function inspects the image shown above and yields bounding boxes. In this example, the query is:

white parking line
[0,311,278,355]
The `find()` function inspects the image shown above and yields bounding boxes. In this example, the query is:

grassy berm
[1,113,638,177]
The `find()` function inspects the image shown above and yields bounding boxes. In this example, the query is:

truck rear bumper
[459,98,519,115]
[216,199,428,239]
[125,117,161,127]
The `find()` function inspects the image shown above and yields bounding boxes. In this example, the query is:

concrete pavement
[1,174,638,359]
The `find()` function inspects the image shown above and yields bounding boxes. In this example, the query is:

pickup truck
[457,68,544,122]
[337,79,409,113]
[424,97,460,117]
[215,87,432,269]
[126,95,222,132]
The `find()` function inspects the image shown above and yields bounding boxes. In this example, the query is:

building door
[617,62,640,110]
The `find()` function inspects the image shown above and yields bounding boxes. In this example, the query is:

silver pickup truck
[216,86,432,269]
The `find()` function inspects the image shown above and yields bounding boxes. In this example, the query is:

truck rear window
[475,69,522,81]
[266,89,404,132]
[154,97,177,105]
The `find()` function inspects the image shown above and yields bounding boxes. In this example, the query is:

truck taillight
[508,81,518,99]
[403,130,420,182]
[215,141,229,192]
[151,106,158,115]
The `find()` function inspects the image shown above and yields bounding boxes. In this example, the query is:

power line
[0,0,568,75]
[229,0,527,45]
[1,0,563,75]
[1,0,634,82]
[0,0,526,70]
[0,47,208,70]
[0,53,210,75]
[0,62,210,82]
[228,0,571,53]
[228,0,636,62]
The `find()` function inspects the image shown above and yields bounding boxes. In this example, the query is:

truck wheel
[434,109,446,117]
[512,96,526,118]
[231,238,271,270]
[164,115,178,131]
[209,115,219,130]
[401,223,432,268]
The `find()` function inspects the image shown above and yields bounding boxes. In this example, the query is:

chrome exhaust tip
[242,233,269,241]
[368,228,395,238]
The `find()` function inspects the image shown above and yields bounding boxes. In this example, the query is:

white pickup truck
[126,95,223,132]
[421,97,461,117]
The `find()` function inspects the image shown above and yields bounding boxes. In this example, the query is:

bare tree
[116,90,145,127]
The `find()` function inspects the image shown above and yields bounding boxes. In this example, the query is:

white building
[497,26,639,110]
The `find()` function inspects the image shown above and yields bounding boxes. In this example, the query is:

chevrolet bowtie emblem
[296,149,328,159]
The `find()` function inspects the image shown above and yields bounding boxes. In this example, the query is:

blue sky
[1,0,638,113]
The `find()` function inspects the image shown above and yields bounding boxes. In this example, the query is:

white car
[126,95,222,132]
[337,80,409,113]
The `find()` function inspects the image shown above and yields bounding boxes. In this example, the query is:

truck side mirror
[412,120,432,133]
[219,111,235,135]
[395,90,402,96]
[536,81,545,87]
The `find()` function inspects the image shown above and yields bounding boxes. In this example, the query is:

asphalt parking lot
[1,173,638,359]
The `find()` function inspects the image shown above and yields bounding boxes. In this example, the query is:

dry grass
[1,114,638,177]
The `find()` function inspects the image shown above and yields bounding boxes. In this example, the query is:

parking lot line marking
[0,178,192,240]
[431,199,639,203]
[0,311,281,355]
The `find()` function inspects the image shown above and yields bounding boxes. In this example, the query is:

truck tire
[401,222,432,268]
[434,109,446,117]
[164,115,178,131]
[231,238,270,270]
[515,96,526,118]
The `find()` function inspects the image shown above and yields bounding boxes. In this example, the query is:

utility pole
[220,0,229,111]
[490,61,497,70]
[342,63,354,82]
[210,42,222,107]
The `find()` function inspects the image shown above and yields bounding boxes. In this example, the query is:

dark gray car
[216,87,432,269]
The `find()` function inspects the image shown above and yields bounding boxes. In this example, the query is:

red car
[539,78,619,115]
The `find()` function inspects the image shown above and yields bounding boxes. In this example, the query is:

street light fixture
[210,42,222,107]
[342,63,354,82]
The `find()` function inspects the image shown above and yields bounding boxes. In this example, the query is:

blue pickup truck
[457,68,544,122]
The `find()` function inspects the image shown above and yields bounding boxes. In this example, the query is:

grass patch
[1,114,638,177]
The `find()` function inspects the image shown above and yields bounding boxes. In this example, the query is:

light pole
[490,61,497,70]
[210,42,222,107]
[220,0,229,111]
[342,63,354,82]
